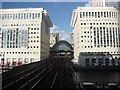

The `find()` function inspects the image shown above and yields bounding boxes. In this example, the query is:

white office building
[0,8,53,66]
[71,7,120,66]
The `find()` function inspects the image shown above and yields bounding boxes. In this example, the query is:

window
[80,12,82,18]
[86,12,88,17]
[101,12,103,17]
[98,12,100,17]
[107,12,109,17]
[89,12,91,17]
[92,59,96,65]
[24,13,26,19]
[38,13,40,18]
[109,12,111,17]
[92,12,94,17]
[86,59,89,66]
[95,12,97,18]
[83,12,85,17]
[112,59,115,65]
[105,58,109,66]
[99,59,103,66]
[24,58,29,63]
[104,12,106,17]
[37,36,39,38]
[35,13,38,18]
[32,13,35,19]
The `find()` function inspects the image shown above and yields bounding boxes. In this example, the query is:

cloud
[50,24,71,42]
[50,24,59,30]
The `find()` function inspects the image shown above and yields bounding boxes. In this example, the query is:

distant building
[91,0,120,10]
[71,6,120,66]
[0,8,53,66]
[50,33,59,48]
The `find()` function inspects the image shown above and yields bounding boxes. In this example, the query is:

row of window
[81,22,119,26]
[1,24,39,27]
[0,52,38,54]
[1,45,39,48]
[80,52,110,54]
[29,36,39,38]
[0,58,36,66]
[80,19,115,22]
[29,40,39,43]
[81,36,92,38]
[30,32,39,34]
[31,28,39,30]
[28,46,39,48]
[80,45,120,48]
[1,13,41,20]
[80,11,118,18]
[85,58,119,66]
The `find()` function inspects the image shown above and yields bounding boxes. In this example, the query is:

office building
[71,6,120,66]
[50,33,59,48]
[0,8,53,66]
[91,0,120,10]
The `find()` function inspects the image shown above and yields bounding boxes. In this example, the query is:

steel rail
[68,60,84,90]
[19,61,57,90]
[50,60,63,89]
[2,59,57,89]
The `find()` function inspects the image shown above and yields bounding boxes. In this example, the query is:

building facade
[71,7,120,66]
[91,0,120,10]
[50,33,59,48]
[0,8,53,66]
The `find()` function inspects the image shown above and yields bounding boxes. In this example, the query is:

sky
[2,2,88,43]
[2,0,91,2]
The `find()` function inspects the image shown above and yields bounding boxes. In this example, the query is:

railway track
[2,58,83,89]
[2,58,60,89]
